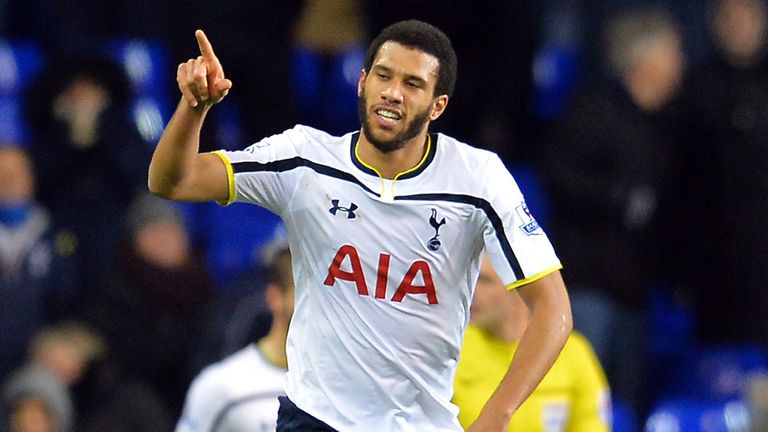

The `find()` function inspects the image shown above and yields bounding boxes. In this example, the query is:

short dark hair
[268,247,293,293]
[364,19,458,98]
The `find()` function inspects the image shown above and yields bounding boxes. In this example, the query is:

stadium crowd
[1,0,768,431]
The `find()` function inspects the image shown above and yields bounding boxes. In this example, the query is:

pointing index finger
[195,29,218,63]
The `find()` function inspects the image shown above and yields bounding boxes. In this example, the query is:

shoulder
[433,133,507,183]
[239,124,352,159]
[435,133,499,164]
[283,124,351,149]
[189,346,260,394]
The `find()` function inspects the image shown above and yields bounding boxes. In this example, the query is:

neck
[357,131,429,179]
[258,321,289,369]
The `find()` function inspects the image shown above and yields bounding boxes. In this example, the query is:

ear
[429,95,449,121]
[357,69,367,97]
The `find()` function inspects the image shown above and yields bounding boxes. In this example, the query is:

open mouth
[375,108,403,124]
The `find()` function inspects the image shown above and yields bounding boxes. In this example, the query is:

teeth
[376,109,401,120]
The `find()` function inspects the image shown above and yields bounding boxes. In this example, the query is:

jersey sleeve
[480,155,561,289]
[212,126,305,215]
[567,333,611,432]
[175,369,229,432]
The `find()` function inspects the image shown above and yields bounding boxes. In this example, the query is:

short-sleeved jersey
[454,328,611,432]
[175,344,286,432]
[214,125,561,432]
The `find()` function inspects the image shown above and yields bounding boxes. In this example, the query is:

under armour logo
[427,209,446,251]
[329,199,358,219]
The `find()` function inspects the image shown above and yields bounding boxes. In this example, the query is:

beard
[358,93,431,154]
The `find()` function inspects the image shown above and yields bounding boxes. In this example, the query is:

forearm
[472,274,572,429]
[148,99,209,198]
[486,309,570,421]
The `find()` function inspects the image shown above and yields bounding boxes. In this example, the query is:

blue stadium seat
[103,39,173,144]
[179,201,283,284]
[645,398,751,432]
[531,43,580,120]
[508,162,552,231]
[291,44,364,135]
[664,344,768,402]
[613,398,639,432]
[0,40,45,145]
[213,98,246,151]
[0,39,45,97]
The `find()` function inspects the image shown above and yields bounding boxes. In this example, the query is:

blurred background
[1,0,768,431]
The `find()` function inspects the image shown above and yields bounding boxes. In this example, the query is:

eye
[377,73,389,80]
[406,80,424,89]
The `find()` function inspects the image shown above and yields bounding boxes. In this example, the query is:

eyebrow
[372,64,428,86]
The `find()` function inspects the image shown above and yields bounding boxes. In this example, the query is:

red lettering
[324,245,369,295]
[391,261,438,305]
[375,253,390,299]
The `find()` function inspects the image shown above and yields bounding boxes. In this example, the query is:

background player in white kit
[149,20,572,432]
[175,241,293,432]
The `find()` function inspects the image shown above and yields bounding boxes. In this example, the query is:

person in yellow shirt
[454,253,611,431]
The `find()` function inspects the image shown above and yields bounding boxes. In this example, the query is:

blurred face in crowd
[34,339,86,386]
[134,221,190,269]
[357,41,447,153]
[52,77,110,149]
[0,147,35,205]
[714,0,767,65]
[9,398,56,432]
[631,30,684,110]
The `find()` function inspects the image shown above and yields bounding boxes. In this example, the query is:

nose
[380,82,404,104]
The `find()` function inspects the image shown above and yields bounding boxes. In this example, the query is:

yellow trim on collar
[354,134,432,198]
[505,264,563,290]
[212,150,235,206]
[393,134,432,181]
[354,137,384,177]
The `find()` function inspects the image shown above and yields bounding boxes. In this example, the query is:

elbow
[559,291,574,336]
[562,308,574,335]
[147,162,180,200]
[147,175,176,200]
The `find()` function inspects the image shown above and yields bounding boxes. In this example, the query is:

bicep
[516,270,571,320]
[170,152,230,203]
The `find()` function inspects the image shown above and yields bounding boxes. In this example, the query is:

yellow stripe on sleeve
[212,150,235,206]
[505,264,563,290]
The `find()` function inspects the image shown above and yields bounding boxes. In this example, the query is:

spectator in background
[453,253,610,432]
[81,192,212,417]
[1,321,173,432]
[290,0,368,135]
[23,57,150,299]
[176,242,293,432]
[679,0,768,346]
[187,223,288,375]
[1,321,103,432]
[0,145,78,384]
[540,6,685,419]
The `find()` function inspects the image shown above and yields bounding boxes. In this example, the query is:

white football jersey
[175,344,286,432]
[214,125,561,432]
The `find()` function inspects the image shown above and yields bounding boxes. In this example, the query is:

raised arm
[468,270,572,431]
[148,30,234,202]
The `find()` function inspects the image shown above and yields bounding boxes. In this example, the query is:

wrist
[481,398,516,424]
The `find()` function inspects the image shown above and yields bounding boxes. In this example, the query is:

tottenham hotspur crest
[427,209,446,251]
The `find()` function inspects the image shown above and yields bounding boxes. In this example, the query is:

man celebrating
[149,20,571,432]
